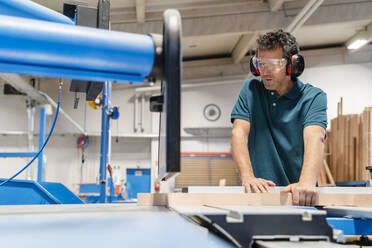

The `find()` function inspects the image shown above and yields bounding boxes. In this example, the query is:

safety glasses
[253,57,287,71]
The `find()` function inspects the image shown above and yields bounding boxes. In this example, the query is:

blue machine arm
[0,15,155,83]
[0,0,74,25]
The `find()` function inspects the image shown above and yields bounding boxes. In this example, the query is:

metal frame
[37,107,46,183]
[0,107,46,182]
[0,153,37,157]
[0,1,183,203]
[99,82,112,203]
[97,0,112,203]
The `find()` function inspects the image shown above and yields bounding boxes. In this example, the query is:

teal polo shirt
[231,78,327,186]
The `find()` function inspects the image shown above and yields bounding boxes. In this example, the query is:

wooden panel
[176,159,239,188]
[210,160,239,186]
[138,192,372,207]
[176,160,209,187]
[138,193,292,206]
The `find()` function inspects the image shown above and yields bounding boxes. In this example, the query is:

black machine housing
[64,1,182,180]
[150,10,182,180]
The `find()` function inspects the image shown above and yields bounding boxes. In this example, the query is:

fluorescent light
[347,39,368,50]
[345,22,372,52]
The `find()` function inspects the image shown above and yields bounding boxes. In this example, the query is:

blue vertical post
[37,107,46,183]
[99,81,112,203]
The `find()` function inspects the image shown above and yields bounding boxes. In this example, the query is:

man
[230,30,327,206]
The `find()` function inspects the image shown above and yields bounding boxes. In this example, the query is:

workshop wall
[0,59,371,192]
[37,80,153,135]
[44,136,151,192]
[0,81,153,192]
[301,63,372,125]
[179,62,372,153]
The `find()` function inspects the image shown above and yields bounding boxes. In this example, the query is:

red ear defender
[286,54,305,78]
[250,56,260,76]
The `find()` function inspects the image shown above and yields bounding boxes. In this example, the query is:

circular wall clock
[203,104,221,121]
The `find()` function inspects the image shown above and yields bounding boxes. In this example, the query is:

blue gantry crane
[0,0,181,204]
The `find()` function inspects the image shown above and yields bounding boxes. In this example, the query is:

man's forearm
[231,120,275,193]
[231,134,255,181]
[299,128,325,185]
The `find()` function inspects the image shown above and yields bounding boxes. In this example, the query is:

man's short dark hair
[256,29,299,59]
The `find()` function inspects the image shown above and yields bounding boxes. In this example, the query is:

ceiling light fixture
[346,22,372,51]
[347,39,368,50]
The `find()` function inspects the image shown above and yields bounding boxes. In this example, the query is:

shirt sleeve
[303,91,328,130]
[231,80,252,123]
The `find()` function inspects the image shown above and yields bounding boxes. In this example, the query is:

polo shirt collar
[283,79,304,100]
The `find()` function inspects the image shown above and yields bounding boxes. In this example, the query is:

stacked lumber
[328,107,372,182]
[176,159,239,188]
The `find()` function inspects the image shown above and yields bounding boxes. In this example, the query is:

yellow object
[88,96,102,109]
[88,101,98,109]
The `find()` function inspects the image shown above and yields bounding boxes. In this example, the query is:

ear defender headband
[250,53,305,78]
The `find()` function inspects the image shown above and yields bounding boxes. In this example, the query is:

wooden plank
[369,108,372,173]
[323,160,335,185]
[318,162,327,186]
[347,116,350,181]
[356,115,362,181]
[340,115,345,182]
[324,130,331,184]
[333,117,339,181]
[349,115,358,181]
[361,109,366,180]
[345,116,350,181]
[138,193,292,206]
[365,107,370,179]
[352,136,357,181]
[337,115,345,182]
[137,193,168,206]
[363,108,372,180]
[337,97,343,116]
[138,192,372,207]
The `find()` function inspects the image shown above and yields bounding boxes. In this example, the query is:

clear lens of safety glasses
[253,57,287,71]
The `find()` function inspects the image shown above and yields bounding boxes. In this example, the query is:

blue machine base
[327,217,372,236]
[335,180,367,187]
[0,178,83,205]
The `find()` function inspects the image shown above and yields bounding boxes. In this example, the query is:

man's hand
[281,183,318,206]
[243,178,276,193]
